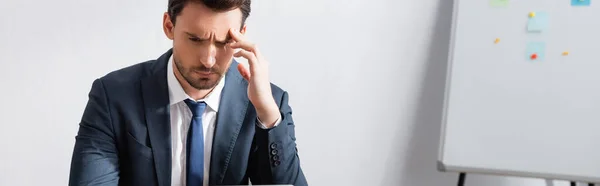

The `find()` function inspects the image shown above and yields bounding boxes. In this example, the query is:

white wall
[0,0,586,185]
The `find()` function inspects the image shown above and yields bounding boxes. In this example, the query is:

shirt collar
[167,54,225,111]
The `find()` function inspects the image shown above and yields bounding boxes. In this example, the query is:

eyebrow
[185,31,231,43]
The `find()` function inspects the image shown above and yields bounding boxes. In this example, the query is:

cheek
[216,48,234,68]
[175,38,196,54]
[174,38,202,63]
[216,43,233,53]
[216,46,234,59]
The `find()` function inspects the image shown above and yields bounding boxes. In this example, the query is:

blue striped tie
[184,99,206,186]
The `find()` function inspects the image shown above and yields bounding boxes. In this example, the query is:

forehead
[176,2,243,36]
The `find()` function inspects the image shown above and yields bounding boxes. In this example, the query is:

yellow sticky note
[494,38,501,44]
[563,51,569,56]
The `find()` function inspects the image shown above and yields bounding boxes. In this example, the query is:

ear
[239,24,247,35]
[163,12,175,40]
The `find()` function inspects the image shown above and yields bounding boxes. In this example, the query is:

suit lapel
[141,49,172,186]
[210,60,249,184]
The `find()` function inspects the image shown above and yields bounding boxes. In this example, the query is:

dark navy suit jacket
[68,49,307,186]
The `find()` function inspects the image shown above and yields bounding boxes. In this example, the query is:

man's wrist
[256,102,280,128]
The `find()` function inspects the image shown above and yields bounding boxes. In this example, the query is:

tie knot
[184,99,207,117]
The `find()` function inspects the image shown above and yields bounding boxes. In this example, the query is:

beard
[174,58,226,90]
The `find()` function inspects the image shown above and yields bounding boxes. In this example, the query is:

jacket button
[273,160,281,166]
[270,143,277,149]
[271,149,278,155]
[272,155,279,161]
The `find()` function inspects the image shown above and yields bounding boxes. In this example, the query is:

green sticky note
[490,0,509,7]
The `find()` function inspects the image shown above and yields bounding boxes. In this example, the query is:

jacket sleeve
[69,79,119,186]
[248,91,308,186]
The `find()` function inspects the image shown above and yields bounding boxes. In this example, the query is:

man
[68,0,307,185]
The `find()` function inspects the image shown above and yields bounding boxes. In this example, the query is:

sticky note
[571,0,591,6]
[490,0,509,7]
[526,42,546,61]
[527,12,549,32]
[495,38,501,44]
[563,51,570,56]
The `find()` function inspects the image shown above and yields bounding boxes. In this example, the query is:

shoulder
[92,49,171,91]
[87,59,160,99]
[98,60,157,85]
[92,60,157,88]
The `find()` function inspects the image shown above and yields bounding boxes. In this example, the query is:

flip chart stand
[456,172,596,186]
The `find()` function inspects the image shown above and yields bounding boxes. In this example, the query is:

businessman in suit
[68,0,307,185]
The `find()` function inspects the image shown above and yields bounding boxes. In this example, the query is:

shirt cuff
[256,115,281,129]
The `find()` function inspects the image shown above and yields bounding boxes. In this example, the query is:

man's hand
[228,28,280,128]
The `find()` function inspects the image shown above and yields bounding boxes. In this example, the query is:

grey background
[0,0,592,185]
[439,0,600,183]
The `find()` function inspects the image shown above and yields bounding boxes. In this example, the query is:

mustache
[192,66,218,73]
[190,66,221,73]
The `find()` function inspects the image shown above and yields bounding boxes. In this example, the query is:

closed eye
[189,37,203,42]
[215,41,228,46]
[215,39,232,47]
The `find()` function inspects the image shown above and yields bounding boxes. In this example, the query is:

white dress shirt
[166,55,280,186]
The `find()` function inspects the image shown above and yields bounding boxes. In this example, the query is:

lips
[195,71,212,76]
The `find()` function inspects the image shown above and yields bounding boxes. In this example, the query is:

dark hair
[168,0,251,26]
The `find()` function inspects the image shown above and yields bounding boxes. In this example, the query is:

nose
[200,44,217,67]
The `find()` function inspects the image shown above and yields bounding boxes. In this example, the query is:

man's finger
[237,63,250,81]
[229,41,259,55]
[233,50,259,73]
[228,28,259,54]
[229,28,246,42]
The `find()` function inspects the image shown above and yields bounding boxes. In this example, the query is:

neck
[172,62,213,100]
